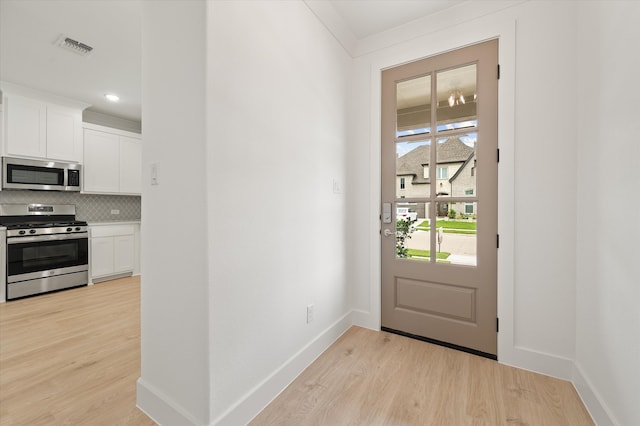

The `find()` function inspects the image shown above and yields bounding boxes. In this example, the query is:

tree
[395,218,416,258]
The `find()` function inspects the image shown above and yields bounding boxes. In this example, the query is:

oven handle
[7,232,89,244]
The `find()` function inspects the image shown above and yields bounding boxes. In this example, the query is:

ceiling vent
[55,34,94,56]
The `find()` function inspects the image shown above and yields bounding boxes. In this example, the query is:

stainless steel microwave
[2,157,81,192]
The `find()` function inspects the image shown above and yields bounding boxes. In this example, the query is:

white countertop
[87,221,141,226]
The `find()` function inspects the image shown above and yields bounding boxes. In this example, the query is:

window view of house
[394,64,478,266]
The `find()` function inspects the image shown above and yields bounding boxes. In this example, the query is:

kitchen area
[0,83,142,303]
[0,1,143,304]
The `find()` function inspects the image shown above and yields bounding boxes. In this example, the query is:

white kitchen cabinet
[91,237,115,278]
[83,129,120,193]
[45,104,83,161]
[114,235,135,272]
[90,224,138,283]
[1,85,87,162]
[4,95,46,158]
[83,124,142,195]
[119,136,142,194]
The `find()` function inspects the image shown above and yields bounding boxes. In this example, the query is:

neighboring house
[397,137,476,217]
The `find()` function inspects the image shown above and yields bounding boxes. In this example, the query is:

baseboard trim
[137,377,203,426]
[499,345,575,381]
[211,310,354,426]
[572,363,617,426]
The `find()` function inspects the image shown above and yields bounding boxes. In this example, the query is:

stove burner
[5,221,88,230]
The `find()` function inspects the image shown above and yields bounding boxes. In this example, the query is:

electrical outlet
[110,209,120,215]
[306,304,314,324]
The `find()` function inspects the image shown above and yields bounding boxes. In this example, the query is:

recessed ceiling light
[105,94,120,102]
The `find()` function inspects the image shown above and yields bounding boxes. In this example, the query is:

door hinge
[497,148,500,163]
[497,234,500,248]
[497,64,501,79]
[496,317,499,332]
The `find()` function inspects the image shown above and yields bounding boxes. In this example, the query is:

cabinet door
[119,136,142,194]
[83,129,120,193]
[46,105,82,162]
[5,95,47,158]
[114,235,135,273]
[91,237,115,278]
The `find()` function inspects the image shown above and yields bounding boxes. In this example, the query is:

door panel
[381,40,498,357]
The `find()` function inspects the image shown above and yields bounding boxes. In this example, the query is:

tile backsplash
[0,191,141,222]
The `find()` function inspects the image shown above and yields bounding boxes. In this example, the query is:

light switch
[151,162,159,186]
[333,178,341,194]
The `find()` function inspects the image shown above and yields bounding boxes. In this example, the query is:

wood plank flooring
[251,327,594,425]
[1,278,593,425]
[0,276,154,426]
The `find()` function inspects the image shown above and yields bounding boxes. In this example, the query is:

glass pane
[396,140,431,198]
[436,64,477,132]
[396,202,431,262]
[435,134,477,198]
[396,75,431,138]
[435,202,477,266]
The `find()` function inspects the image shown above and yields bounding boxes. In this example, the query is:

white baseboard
[572,363,617,426]
[137,377,203,426]
[211,310,354,426]
[500,345,575,381]
[351,308,375,330]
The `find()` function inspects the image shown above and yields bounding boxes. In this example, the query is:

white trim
[302,0,357,57]
[0,81,91,111]
[137,377,204,426]
[356,1,526,57]
[573,363,618,426]
[213,310,354,426]
[82,121,142,138]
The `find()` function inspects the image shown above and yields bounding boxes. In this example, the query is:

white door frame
[365,18,517,364]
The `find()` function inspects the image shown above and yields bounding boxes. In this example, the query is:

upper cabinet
[83,124,142,195]
[1,83,88,162]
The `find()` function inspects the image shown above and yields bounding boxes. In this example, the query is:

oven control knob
[19,230,26,235]
[75,227,81,231]
[67,227,73,232]
[29,229,36,234]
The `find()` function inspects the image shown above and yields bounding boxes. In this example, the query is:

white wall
[206,1,352,424]
[575,2,640,425]
[138,2,210,425]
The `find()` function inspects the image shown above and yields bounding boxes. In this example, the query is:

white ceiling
[0,0,463,124]
[328,0,464,39]
[0,0,142,123]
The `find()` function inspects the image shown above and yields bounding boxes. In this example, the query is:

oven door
[7,233,89,283]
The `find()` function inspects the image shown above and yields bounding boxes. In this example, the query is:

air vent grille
[56,34,94,56]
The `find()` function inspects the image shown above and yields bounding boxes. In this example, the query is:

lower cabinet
[90,224,139,283]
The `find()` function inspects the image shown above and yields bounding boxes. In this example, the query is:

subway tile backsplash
[0,191,141,222]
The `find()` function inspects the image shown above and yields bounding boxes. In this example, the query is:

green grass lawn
[415,220,476,234]
[406,249,451,260]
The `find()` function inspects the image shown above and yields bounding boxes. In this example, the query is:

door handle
[383,229,394,237]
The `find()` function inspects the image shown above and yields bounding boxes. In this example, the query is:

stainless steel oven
[1,204,88,300]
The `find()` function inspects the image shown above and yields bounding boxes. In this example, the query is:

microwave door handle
[7,233,88,244]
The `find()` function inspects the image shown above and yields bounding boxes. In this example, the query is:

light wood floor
[1,278,593,426]
[252,327,594,425]
[0,276,154,426]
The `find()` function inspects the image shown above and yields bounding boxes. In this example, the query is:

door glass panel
[435,133,477,198]
[396,202,431,262]
[435,201,477,266]
[396,140,430,198]
[436,64,477,132]
[396,75,431,138]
